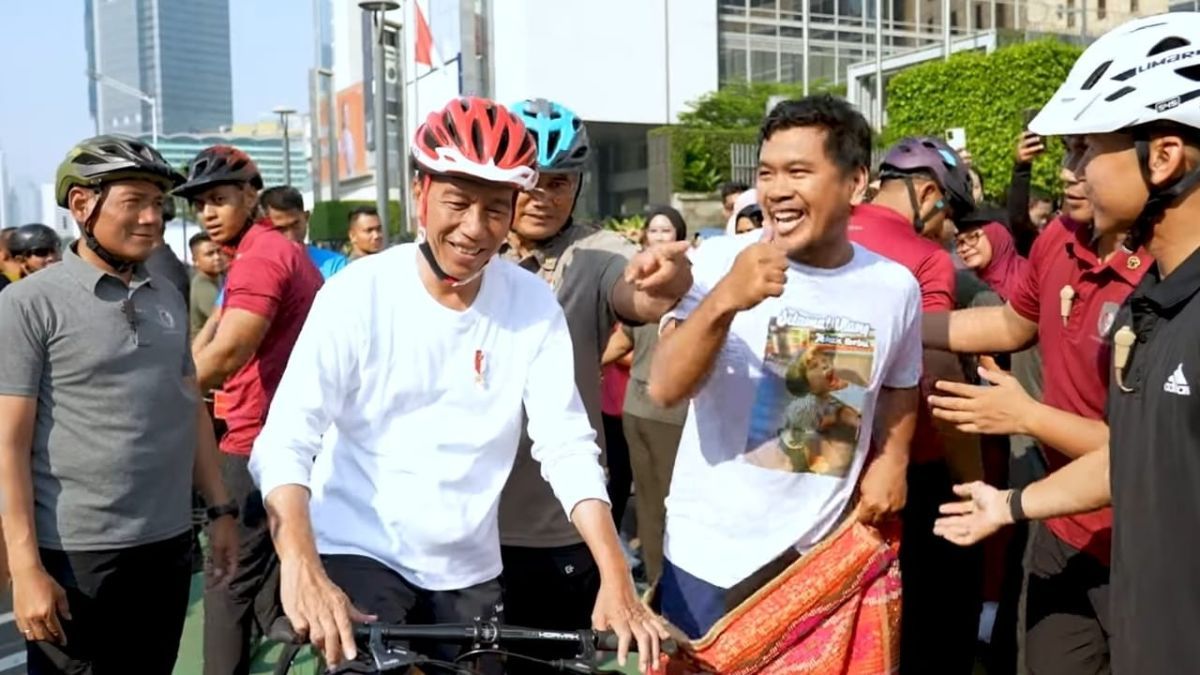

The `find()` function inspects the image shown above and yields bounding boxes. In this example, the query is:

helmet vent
[495,129,510,162]
[1177,65,1200,82]
[1081,61,1112,90]
[1105,86,1136,102]
[547,130,562,156]
[471,120,485,157]
[1149,36,1189,56]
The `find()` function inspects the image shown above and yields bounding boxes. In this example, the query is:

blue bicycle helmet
[511,98,591,173]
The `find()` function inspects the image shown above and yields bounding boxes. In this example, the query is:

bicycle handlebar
[269,616,678,656]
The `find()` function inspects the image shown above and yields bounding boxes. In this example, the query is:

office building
[145,118,312,194]
[86,0,234,136]
[323,0,1169,220]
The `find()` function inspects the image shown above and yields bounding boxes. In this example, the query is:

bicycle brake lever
[550,659,602,674]
[367,624,424,672]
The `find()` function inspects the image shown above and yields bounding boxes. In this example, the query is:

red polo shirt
[849,204,959,464]
[1008,216,1149,562]
[216,220,323,455]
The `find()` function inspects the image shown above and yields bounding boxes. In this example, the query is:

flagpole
[413,0,420,151]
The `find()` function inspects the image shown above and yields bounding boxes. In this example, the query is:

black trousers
[1024,523,1111,675]
[324,554,503,673]
[500,543,600,674]
[203,453,281,675]
[899,461,984,675]
[28,532,193,675]
[602,413,633,529]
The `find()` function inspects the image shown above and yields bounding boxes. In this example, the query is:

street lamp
[274,106,298,186]
[359,0,400,247]
[86,70,158,145]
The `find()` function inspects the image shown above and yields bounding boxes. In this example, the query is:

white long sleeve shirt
[250,244,609,591]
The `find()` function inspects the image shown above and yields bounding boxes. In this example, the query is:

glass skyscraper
[86,0,233,136]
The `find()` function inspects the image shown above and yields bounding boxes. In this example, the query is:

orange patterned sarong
[662,521,901,675]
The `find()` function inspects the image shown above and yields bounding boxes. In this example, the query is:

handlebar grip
[594,631,679,656]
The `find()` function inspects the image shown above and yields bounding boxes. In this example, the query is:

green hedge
[884,39,1082,202]
[309,199,411,243]
[650,126,759,193]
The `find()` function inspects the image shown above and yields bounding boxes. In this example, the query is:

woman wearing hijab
[954,221,1030,301]
[725,189,763,235]
[604,205,690,584]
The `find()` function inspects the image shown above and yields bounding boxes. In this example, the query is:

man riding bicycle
[249,97,668,673]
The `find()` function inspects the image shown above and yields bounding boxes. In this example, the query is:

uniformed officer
[0,135,239,675]
[929,13,1200,675]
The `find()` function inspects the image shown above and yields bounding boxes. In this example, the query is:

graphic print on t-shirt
[743,309,875,477]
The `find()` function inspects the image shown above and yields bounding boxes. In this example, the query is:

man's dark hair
[759,94,872,175]
[348,205,379,228]
[719,181,750,201]
[189,232,211,251]
[259,185,305,213]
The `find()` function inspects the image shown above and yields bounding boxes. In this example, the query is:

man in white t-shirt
[647,95,923,639]
[249,97,667,672]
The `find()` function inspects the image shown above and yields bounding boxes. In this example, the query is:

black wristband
[1008,488,1027,523]
[206,502,240,522]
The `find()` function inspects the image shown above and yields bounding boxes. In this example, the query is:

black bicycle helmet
[54,135,184,272]
[174,145,264,198]
[8,224,60,257]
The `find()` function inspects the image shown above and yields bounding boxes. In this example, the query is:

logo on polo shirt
[156,306,177,332]
[1164,364,1191,396]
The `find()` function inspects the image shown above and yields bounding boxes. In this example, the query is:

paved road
[0,592,27,675]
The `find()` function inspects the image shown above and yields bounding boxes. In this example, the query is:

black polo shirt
[1107,244,1200,674]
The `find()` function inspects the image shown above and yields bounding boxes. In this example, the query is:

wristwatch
[206,502,240,522]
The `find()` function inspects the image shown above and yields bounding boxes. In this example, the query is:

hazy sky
[0,1,313,191]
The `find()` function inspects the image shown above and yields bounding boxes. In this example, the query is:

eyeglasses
[954,229,984,248]
[24,248,58,258]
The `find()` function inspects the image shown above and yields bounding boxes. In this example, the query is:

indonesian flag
[414,1,434,68]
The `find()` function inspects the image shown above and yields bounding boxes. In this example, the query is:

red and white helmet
[412,97,538,191]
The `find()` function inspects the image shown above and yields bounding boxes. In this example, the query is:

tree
[678,81,847,129]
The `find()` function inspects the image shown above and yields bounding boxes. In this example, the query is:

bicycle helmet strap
[81,186,138,274]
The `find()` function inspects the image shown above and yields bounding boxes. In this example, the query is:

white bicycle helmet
[1030,12,1200,247]
[1030,12,1200,136]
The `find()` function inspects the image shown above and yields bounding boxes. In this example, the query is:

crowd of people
[0,11,1198,675]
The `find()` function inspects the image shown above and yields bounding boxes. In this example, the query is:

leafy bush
[650,126,759,193]
[883,39,1082,202]
[649,81,847,194]
[309,199,408,242]
[602,214,646,244]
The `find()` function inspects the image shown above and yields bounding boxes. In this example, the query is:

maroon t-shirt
[848,204,957,312]
[849,203,958,464]
[216,220,323,455]
[1008,216,1148,562]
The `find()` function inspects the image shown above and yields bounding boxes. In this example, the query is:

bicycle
[268,616,678,674]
